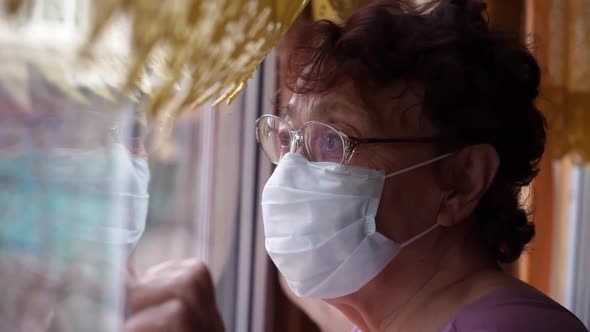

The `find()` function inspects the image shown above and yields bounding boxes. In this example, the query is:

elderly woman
[125,0,588,331]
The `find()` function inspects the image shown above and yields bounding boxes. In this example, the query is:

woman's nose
[289,132,309,159]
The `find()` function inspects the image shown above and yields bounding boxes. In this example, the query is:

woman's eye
[322,133,341,151]
[278,131,291,147]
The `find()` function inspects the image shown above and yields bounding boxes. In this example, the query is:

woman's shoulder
[438,286,588,332]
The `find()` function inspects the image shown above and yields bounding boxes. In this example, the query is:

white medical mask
[262,152,451,299]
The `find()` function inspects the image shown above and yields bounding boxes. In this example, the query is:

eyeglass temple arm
[354,137,445,144]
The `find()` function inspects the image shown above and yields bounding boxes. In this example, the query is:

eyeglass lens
[256,116,345,164]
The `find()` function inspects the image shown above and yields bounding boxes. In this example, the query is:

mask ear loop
[399,194,445,248]
[384,153,454,179]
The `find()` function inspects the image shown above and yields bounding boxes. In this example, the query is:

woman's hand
[125,259,225,332]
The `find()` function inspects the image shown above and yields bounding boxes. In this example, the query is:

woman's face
[286,80,445,244]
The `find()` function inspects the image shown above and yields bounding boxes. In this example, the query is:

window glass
[130,97,253,330]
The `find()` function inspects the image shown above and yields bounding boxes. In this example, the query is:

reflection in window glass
[130,100,246,329]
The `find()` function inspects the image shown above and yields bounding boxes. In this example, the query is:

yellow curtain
[526,0,590,161]
[524,0,590,304]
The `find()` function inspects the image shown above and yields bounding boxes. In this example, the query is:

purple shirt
[354,287,588,332]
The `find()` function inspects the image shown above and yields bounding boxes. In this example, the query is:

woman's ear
[437,144,499,227]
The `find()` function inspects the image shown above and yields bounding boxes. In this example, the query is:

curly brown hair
[286,0,546,263]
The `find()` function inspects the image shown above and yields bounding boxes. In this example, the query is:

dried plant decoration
[4,0,309,119]
[312,0,367,23]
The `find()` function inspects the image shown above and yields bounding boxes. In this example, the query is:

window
[554,161,590,327]
[130,51,278,331]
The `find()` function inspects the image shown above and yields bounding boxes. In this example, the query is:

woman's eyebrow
[312,100,344,114]
[312,100,366,122]
[286,99,350,118]
[286,99,361,121]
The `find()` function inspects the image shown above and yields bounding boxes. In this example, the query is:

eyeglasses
[255,114,444,165]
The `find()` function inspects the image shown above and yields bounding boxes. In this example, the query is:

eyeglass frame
[255,114,451,165]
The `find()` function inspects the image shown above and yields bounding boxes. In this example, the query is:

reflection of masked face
[0,143,150,257]
[0,143,150,331]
